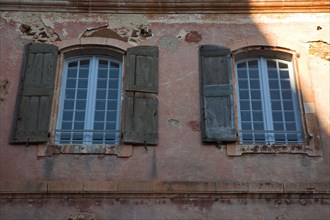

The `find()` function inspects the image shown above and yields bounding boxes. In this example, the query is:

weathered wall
[0,11,329,219]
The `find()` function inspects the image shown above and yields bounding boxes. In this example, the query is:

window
[10,43,159,151]
[235,57,303,145]
[55,56,122,145]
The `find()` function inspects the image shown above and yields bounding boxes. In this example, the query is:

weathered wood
[199,45,237,142]
[10,43,58,144]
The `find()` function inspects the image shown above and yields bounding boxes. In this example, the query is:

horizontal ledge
[1,181,329,195]
[0,2,329,13]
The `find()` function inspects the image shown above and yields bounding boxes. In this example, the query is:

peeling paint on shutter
[199,45,236,142]
[10,43,58,144]
[123,46,158,145]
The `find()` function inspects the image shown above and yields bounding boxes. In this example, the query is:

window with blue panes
[235,57,303,145]
[55,56,122,145]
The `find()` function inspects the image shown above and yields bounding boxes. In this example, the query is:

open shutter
[10,43,58,144]
[199,45,236,142]
[123,46,158,145]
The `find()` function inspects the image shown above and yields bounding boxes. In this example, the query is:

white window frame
[235,57,303,145]
[55,56,122,145]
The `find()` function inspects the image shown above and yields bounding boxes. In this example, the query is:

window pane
[97,80,107,88]
[272,112,283,121]
[241,112,251,121]
[239,90,249,99]
[280,71,289,79]
[279,62,288,69]
[283,101,293,110]
[252,101,262,110]
[78,79,88,88]
[76,100,86,110]
[242,123,251,130]
[108,90,118,99]
[282,90,292,100]
[253,112,263,121]
[95,100,106,110]
[240,101,250,110]
[80,60,90,67]
[64,100,74,110]
[267,60,277,68]
[251,90,261,99]
[76,89,87,99]
[237,69,247,79]
[98,69,108,78]
[238,80,248,89]
[66,79,76,88]
[270,90,280,99]
[269,80,279,89]
[67,68,77,78]
[96,90,106,99]
[248,60,258,68]
[268,70,278,79]
[107,100,118,110]
[95,111,105,121]
[75,111,85,121]
[110,62,120,68]
[68,61,78,68]
[106,111,117,121]
[250,80,260,89]
[281,80,291,89]
[65,89,75,99]
[271,101,282,110]
[249,70,259,79]
[110,69,119,79]
[99,60,108,68]
[109,79,119,89]
[62,111,73,121]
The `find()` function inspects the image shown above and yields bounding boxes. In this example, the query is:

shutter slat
[10,43,58,144]
[123,46,158,145]
[199,45,237,142]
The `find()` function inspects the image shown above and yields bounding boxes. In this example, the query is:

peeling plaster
[159,35,179,52]
[0,79,9,102]
[308,40,330,61]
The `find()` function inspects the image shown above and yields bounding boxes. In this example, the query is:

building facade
[0,1,329,219]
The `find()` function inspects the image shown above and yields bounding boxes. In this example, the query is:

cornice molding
[0,0,329,14]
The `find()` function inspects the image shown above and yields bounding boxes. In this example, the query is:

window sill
[37,144,132,158]
[226,141,322,157]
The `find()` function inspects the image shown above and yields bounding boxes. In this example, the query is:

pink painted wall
[0,11,329,219]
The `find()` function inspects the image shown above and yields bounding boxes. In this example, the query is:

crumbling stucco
[308,40,330,61]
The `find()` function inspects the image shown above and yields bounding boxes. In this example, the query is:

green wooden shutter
[199,45,236,142]
[10,43,58,144]
[123,46,158,145]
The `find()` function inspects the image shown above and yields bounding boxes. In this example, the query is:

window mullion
[84,57,97,144]
[260,57,274,144]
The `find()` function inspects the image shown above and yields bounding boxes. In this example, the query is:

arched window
[55,56,122,145]
[235,56,302,144]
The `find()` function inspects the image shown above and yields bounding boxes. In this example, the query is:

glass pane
[274,123,284,131]
[108,90,118,99]
[248,60,258,68]
[242,134,253,143]
[67,68,77,78]
[241,112,251,121]
[78,79,88,88]
[269,80,279,89]
[64,100,74,110]
[272,112,283,121]
[286,122,296,131]
[80,60,90,67]
[98,69,108,78]
[79,69,89,78]
[251,101,262,110]
[238,80,248,89]
[76,89,87,99]
[270,90,280,99]
[284,112,295,121]
[254,122,264,130]
[110,62,120,68]
[74,122,84,130]
[253,112,263,121]
[106,111,117,121]
[279,62,288,69]
[250,80,260,89]
[62,111,73,121]
[239,90,249,99]
[281,80,291,89]
[66,79,76,88]
[106,122,116,130]
[97,80,107,88]
[76,100,86,110]
[283,101,293,110]
[282,90,292,100]
[95,100,106,110]
[107,100,118,110]
[94,111,105,121]
[237,70,247,79]
[237,62,246,69]
[75,111,85,121]
[110,69,119,79]
[99,60,108,68]
[96,90,106,99]
[267,60,277,68]
[271,101,282,110]
[94,122,104,130]
[240,101,250,110]
[250,90,261,99]
[249,70,259,79]
[65,89,75,99]
[280,71,289,79]
[68,61,78,67]
[268,70,278,79]
[275,134,286,143]
[61,122,72,130]
[241,123,251,130]
[109,79,119,89]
